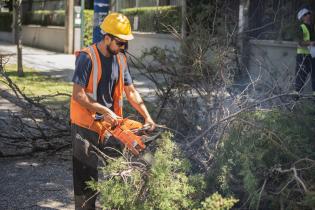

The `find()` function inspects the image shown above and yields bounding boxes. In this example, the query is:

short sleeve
[124,62,133,86]
[72,52,92,88]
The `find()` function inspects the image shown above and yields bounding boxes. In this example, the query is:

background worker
[295,7,315,95]
[70,13,156,210]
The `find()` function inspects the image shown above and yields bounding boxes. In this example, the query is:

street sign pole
[93,0,110,43]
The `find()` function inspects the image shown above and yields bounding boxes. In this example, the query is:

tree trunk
[65,0,74,53]
[27,0,33,11]
[14,0,23,77]
[238,0,250,70]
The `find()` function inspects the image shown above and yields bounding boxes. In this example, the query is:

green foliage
[211,104,315,209]
[90,132,238,210]
[21,9,93,46]
[186,0,239,38]
[83,9,93,47]
[120,6,181,33]
[302,192,315,207]
[143,132,194,210]
[23,10,65,26]
[197,193,238,210]
[88,157,144,210]
[0,12,12,32]
[80,7,180,46]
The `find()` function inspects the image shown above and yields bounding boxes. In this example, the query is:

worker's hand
[103,114,120,127]
[144,117,156,131]
[102,108,122,127]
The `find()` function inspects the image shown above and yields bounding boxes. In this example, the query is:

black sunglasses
[108,34,127,47]
[304,12,311,16]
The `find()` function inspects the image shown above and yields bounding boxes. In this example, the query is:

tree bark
[238,0,250,69]
[13,0,23,77]
[65,0,74,54]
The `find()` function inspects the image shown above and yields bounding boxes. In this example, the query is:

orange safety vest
[70,44,127,134]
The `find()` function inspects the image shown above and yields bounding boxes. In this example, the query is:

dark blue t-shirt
[72,48,133,111]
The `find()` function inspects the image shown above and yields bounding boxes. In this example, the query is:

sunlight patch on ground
[37,199,74,210]
[15,161,40,167]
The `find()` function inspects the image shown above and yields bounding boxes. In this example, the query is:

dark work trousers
[295,54,315,92]
[71,123,123,210]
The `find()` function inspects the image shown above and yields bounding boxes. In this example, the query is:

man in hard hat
[295,7,315,96]
[70,13,156,209]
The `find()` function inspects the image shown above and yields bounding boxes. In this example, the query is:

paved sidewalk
[0,41,75,81]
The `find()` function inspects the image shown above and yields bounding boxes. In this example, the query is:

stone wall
[21,25,66,52]
[249,39,312,93]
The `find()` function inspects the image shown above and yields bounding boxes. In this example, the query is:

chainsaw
[94,115,161,156]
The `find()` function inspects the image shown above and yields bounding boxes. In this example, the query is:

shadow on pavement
[0,156,74,210]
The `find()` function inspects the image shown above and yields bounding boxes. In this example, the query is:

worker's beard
[107,45,119,55]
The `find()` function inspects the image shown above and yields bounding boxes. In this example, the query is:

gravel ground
[0,70,74,209]
[0,153,74,210]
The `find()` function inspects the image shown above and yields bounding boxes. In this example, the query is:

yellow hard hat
[100,12,134,41]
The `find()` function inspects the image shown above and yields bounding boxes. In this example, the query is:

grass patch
[1,64,72,108]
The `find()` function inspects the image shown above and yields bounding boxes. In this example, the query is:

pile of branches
[127,0,314,170]
[126,1,315,209]
[0,55,71,157]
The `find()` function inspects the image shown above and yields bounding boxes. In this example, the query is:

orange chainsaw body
[95,118,146,156]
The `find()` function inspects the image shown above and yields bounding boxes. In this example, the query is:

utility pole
[65,0,74,53]
[13,0,23,77]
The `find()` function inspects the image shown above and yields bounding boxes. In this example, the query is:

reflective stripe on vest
[297,24,311,55]
[70,44,126,133]
[113,54,125,117]
[89,45,99,100]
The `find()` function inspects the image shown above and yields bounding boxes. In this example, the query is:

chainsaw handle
[143,124,152,130]
[94,114,104,121]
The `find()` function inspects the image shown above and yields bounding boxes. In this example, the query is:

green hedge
[23,10,65,26]
[120,6,181,33]
[0,12,13,32]
[20,9,93,46]
[25,7,178,46]
[83,9,93,47]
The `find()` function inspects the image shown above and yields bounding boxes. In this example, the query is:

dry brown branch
[256,179,267,210]
[187,93,310,147]
[0,55,71,157]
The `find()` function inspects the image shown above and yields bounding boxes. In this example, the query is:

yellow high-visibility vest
[297,23,311,55]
